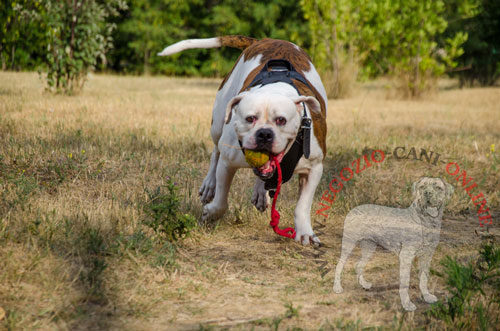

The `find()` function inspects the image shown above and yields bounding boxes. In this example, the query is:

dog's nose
[256,128,274,146]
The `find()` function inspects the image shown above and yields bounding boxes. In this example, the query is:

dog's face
[225,92,320,178]
[412,177,454,218]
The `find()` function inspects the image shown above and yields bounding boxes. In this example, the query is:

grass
[0,71,499,330]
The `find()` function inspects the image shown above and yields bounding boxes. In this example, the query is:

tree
[301,0,469,98]
[0,1,47,70]
[444,0,500,86]
[41,0,126,94]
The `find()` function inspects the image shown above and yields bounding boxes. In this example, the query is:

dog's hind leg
[418,250,438,303]
[356,240,377,290]
[333,234,357,294]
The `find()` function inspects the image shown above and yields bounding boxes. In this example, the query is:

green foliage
[301,0,472,98]
[0,1,48,70]
[428,242,500,329]
[114,0,197,75]
[444,0,500,86]
[40,0,126,94]
[1,0,498,91]
[301,0,358,98]
[109,0,309,76]
[144,178,197,242]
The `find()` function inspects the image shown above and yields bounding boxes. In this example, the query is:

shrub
[41,0,126,94]
[143,178,197,242]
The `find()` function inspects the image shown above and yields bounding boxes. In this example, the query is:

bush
[41,0,126,94]
[143,178,197,242]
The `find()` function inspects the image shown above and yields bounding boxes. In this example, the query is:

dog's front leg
[251,178,269,212]
[399,247,417,311]
[418,250,438,303]
[294,162,322,245]
[201,157,237,222]
[199,146,219,204]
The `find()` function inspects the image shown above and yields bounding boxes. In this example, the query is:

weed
[319,318,363,331]
[284,302,302,319]
[116,229,154,255]
[152,242,177,269]
[427,242,500,329]
[143,178,196,242]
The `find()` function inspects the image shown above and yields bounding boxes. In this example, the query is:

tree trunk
[10,45,16,70]
[144,48,150,75]
[0,44,5,70]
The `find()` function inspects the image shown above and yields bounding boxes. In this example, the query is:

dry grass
[0,71,499,330]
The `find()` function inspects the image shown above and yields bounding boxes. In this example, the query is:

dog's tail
[158,35,257,56]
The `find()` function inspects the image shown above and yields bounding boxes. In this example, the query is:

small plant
[284,302,302,319]
[144,178,196,242]
[428,242,500,329]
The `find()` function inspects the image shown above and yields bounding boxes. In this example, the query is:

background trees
[1,0,498,96]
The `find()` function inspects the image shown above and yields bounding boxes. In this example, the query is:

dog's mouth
[422,197,442,218]
[245,149,285,179]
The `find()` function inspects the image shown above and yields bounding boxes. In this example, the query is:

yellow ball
[244,150,269,168]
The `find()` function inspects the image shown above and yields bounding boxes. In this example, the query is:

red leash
[269,155,296,239]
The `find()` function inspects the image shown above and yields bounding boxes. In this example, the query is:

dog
[333,177,454,311]
[159,36,327,245]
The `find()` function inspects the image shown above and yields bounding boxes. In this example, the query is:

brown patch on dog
[219,35,258,50]
[243,39,312,73]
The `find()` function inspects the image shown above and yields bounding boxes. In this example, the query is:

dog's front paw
[423,293,438,303]
[199,175,216,204]
[201,203,226,223]
[402,301,417,312]
[294,229,320,246]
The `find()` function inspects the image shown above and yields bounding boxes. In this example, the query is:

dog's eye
[275,117,287,126]
[245,116,257,124]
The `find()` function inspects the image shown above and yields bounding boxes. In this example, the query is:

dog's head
[412,177,454,218]
[225,91,321,178]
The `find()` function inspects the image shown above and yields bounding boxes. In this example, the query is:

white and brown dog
[159,36,327,245]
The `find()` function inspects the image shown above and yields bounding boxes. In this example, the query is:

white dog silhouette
[333,177,454,311]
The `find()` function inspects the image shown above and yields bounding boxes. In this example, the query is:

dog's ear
[442,179,454,200]
[292,96,321,115]
[225,95,244,124]
[412,178,425,197]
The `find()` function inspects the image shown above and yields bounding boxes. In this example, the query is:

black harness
[239,59,313,192]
